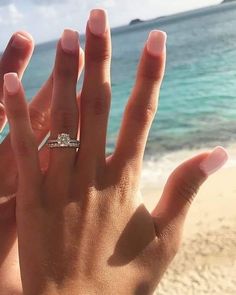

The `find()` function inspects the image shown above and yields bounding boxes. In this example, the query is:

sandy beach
[141,145,236,295]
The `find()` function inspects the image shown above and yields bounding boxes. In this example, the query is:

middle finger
[77,9,112,174]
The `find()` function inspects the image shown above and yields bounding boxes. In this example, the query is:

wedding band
[46,133,80,148]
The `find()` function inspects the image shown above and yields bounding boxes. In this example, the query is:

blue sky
[0,0,221,48]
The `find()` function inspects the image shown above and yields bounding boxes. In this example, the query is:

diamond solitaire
[57,134,71,146]
[46,133,80,149]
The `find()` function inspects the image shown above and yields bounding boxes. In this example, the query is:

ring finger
[48,29,80,175]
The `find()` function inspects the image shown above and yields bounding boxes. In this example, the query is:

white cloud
[101,0,116,8]
[37,5,58,19]
[0,3,23,25]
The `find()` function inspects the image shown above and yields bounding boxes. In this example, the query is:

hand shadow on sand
[108,204,156,267]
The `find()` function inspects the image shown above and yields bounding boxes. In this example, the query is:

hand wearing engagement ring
[3,8,228,295]
[0,31,85,295]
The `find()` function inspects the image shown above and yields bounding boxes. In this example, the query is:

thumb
[152,146,228,238]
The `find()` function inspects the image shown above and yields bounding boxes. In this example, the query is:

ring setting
[47,133,80,148]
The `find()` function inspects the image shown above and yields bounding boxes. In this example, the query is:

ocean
[2,2,236,160]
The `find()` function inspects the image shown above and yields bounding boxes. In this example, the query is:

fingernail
[147,30,167,57]
[61,29,79,54]
[200,146,228,176]
[4,73,20,95]
[11,32,33,49]
[88,9,108,36]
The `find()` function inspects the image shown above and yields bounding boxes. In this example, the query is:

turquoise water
[2,2,236,156]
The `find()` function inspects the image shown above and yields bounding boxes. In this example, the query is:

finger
[21,46,84,145]
[78,9,111,171]
[0,32,34,130]
[152,147,228,240]
[28,75,53,143]
[3,73,41,197]
[0,103,6,132]
[112,31,166,172]
[49,29,80,174]
[0,75,53,189]
[0,31,34,103]
[39,91,83,176]
[0,43,85,190]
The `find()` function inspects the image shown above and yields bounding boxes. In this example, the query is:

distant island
[128,1,236,26]
[129,19,144,26]
[129,16,165,26]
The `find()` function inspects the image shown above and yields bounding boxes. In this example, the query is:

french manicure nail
[147,30,167,57]
[61,29,79,54]
[11,32,33,49]
[200,146,228,176]
[4,73,20,95]
[88,9,108,36]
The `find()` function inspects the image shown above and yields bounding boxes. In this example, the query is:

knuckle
[140,56,164,83]
[29,107,49,133]
[140,65,163,83]
[141,69,163,83]
[55,62,77,80]
[126,102,157,124]
[171,174,200,205]
[52,108,77,130]
[8,105,25,121]
[86,48,111,64]
[109,167,139,204]
[83,93,110,116]
[15,136,36,157]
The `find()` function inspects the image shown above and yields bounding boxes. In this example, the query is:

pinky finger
[3,73,41,196]
[0,103,6,132]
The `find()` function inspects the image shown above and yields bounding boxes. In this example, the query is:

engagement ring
[46,133,80,148]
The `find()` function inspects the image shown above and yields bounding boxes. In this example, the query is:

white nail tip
[200,146,229,176]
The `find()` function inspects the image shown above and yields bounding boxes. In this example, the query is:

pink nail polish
[200,146,228,176]
[88,9,108,36]
[4,73,20,95]
[61,29,79,54]
[147,30,167,57]
[11,32,33,49]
